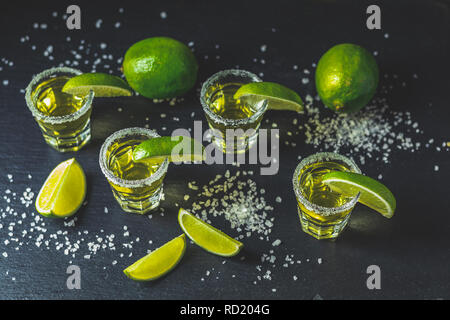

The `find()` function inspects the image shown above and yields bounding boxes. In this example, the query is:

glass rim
[200,69,268,126]
[99,127,169,188]
[25,66,95,124]
[292,152,361,216]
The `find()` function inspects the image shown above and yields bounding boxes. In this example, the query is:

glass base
[41,121,91,152]
[298,207,351,240]
[111,185,164,214]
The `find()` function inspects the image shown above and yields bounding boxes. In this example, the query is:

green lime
[321,171,396,218]
[178,208,243,257]
[132,136,205,163]
[62,73,133,97]
[123,37,198,99]
[233,82,304,113]
[36,158,86,218]
[315,43,379,113]
[123,234,186,281]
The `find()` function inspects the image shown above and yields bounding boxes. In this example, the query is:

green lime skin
[315,43,379,113]
[123,37,198,99]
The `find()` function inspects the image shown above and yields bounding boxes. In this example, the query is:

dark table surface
[0,0,449,300]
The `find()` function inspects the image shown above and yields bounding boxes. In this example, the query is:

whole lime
[315,43,379,113]
[123,37,198,99]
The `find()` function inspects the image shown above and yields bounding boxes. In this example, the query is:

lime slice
[123,234,186,281]
[132,136,205,163]
[36,158,86,218]
[62,72,133,97]
[321,171,396,218]
[178,208,243,257]
[234,82,304,113]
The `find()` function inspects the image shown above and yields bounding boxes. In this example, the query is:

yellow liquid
[106,138,166,212]
[34,76,85,117]
[297,161,354,225]
[208,82,258,120]
[32,76,91,139]
[108,139,161,181]
[205,82,265,152]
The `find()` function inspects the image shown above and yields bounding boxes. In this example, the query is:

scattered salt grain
[272,239,281,247]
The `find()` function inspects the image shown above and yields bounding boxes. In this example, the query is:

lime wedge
[62,72,133,97]
[178,208,243,257]
[132,136,205,163]
[36,158,86,218]
[321,171,396,218]
[234,82,304,113]
[123,234,186,281]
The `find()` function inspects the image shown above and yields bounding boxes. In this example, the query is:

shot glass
[25,67,94,152]
[200,69,268,154]
[99,127,169,214]
[292,152,361,240]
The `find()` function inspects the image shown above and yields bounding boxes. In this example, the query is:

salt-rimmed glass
[99,127,169,214]
[25,67,94,152]
[200,69,268,154]
[292,152,361,240]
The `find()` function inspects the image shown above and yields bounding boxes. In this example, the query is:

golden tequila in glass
[99,127,169,214]
[292,152,361,240]
[25,67,94,152]
[200,69,268,153]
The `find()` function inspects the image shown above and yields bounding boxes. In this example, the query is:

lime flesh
[62,72,133,97]
[233,82,304,113]
[322,171,396,218]
[123,234,186,281]
[132,136,205,163]
[178,208,243,257]
[35,158,86,218]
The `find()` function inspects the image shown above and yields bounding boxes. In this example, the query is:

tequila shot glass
[200,69,268,154]
[99,127,169,214]
[292,152,361,240]
[25,67,94,152]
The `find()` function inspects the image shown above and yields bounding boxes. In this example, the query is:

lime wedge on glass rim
[321,171,396,218]
[123,234,186,281]
[132,136,205,163]
[62,72,133,97]
[233,82,304,113]
[178,208,243,257]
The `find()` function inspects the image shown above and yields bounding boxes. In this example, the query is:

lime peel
[62,72,133,97]
[315,43,379,113]
[322,171,396,218]
[233,82,304,113]
[132,136,205,163]
[123,234,186,281]
[123,37,198,99]
[35,158,86,218]
[178,208,243,257]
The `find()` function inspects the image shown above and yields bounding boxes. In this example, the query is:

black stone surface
[0,0,449,299]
